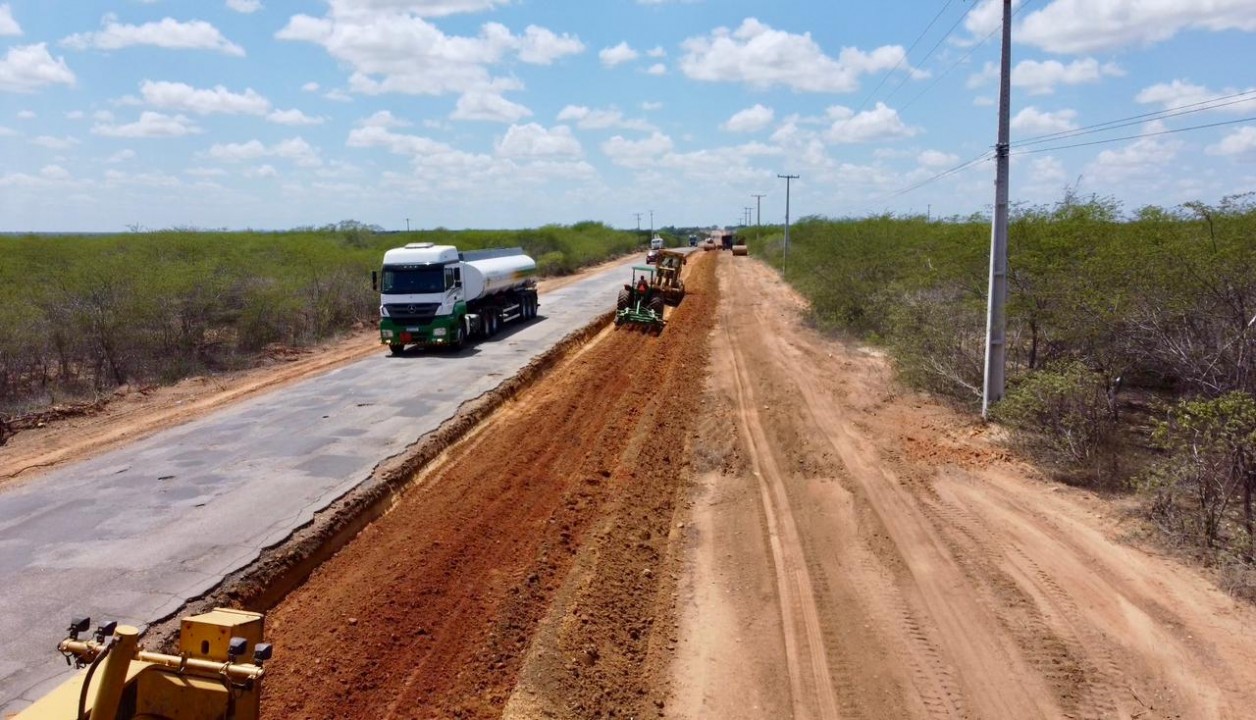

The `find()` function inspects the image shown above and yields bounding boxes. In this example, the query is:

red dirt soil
[259,252,718,719]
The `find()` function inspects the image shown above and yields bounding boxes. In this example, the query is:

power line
[883,150,994,199]
[884,0,980,105]
[900,0,1040,113]
[1015,89,1256,147]
[1012,114,1256,155]
[848,0,959,119]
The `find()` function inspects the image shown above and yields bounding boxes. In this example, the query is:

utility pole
[633,212,643,232]
[744,207,753,226]
[405,217,410,232]
[649,209,654,236]
[752,193,765,227]
[982,0,1012,420]
[778,174,798,277]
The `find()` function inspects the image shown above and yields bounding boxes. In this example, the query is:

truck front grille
[385,303,441,323]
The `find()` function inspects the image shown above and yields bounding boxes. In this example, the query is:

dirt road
[257,250,1255,719]
[670,255,1256,719]
[7,250,1255,718]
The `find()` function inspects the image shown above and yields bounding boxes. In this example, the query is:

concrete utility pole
[633,212,643,231]
[982,0,1012,420]
[649,209,654,236]
[405,217,410,232]
[744,207,753,226]
[778,174,798,277]
[752,194,765,226]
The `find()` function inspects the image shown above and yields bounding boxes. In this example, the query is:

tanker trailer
[373,243,539,355]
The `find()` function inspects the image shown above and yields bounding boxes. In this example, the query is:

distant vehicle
[720,233,735,250]
[649,235,664,250]
[688,234,698,247]
[645,247,661,264]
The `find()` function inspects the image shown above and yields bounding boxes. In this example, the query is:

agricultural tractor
[14,608,272,720]
[615,251,686,332]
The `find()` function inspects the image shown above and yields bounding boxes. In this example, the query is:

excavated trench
[158,252,718,719]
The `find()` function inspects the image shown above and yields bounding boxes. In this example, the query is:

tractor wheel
[648,295,664,318]
[617,287,632,311]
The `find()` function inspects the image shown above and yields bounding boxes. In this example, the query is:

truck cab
[376,243,466,351]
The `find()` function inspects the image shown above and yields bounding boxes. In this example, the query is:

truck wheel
[389,343,405,355]
[487,311,498,337]
[450,325,465,350]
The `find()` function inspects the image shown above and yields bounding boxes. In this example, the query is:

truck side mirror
[371,271,377,290]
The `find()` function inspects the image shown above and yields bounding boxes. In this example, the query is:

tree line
[0,222,639,417]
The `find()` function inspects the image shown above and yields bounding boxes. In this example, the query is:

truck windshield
[381,265,446,294]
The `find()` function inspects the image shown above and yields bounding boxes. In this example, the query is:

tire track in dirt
[721,302,841,720]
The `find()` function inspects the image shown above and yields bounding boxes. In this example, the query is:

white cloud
[556,105,654,131]
[1136,80,1256,113]
[17,109,34,119]
[185,166,228,177]
[646,63,666,75]
[918,149,959,168]
[226,0,263,14]
[245,164,278,178]
[268,108,324,125]
[103,169,182,188]
[723,104,774,133]
[647,46,666,58]
[0,125,15,136]
[302,81,320,92]
[601,132,674,168]
[360,110,411,128]
[600,42,638,67]
[65,110,83,119]
[517,25,584,64]
[330,0,511,18]
[495,123,582,158]
[1011,106,1079,135]
[679,18,913,93]
[1086,121,1183,182]
[203,137,322,167]
[1018,0,1256,53]
[139,80,271,115]
[277,12,577,97]
[62,16,245,56]
[32,135,79,150]
[40,164,70,180]
[1012,58,1124,95]
[107,149,135,163]
[452,89,532,122]
[1206,126,1256,157]
[641,101,662,111]
[0,43,75,92]
[0,4,21,36]
[824,103,918,144]
[92,111,202,138]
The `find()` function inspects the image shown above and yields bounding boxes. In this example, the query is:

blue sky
[1,0,1254,232]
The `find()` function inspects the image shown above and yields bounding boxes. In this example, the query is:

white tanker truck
[373,243,539,354]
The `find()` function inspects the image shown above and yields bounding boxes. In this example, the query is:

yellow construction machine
[14,608,272,720]
[652,250,687,306]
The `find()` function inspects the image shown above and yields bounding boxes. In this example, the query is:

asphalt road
[0,254,655,714]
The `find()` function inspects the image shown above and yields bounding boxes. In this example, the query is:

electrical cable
[1012,115,1256,155]
[900,0,1039,113]
[1015,89,1256,146]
